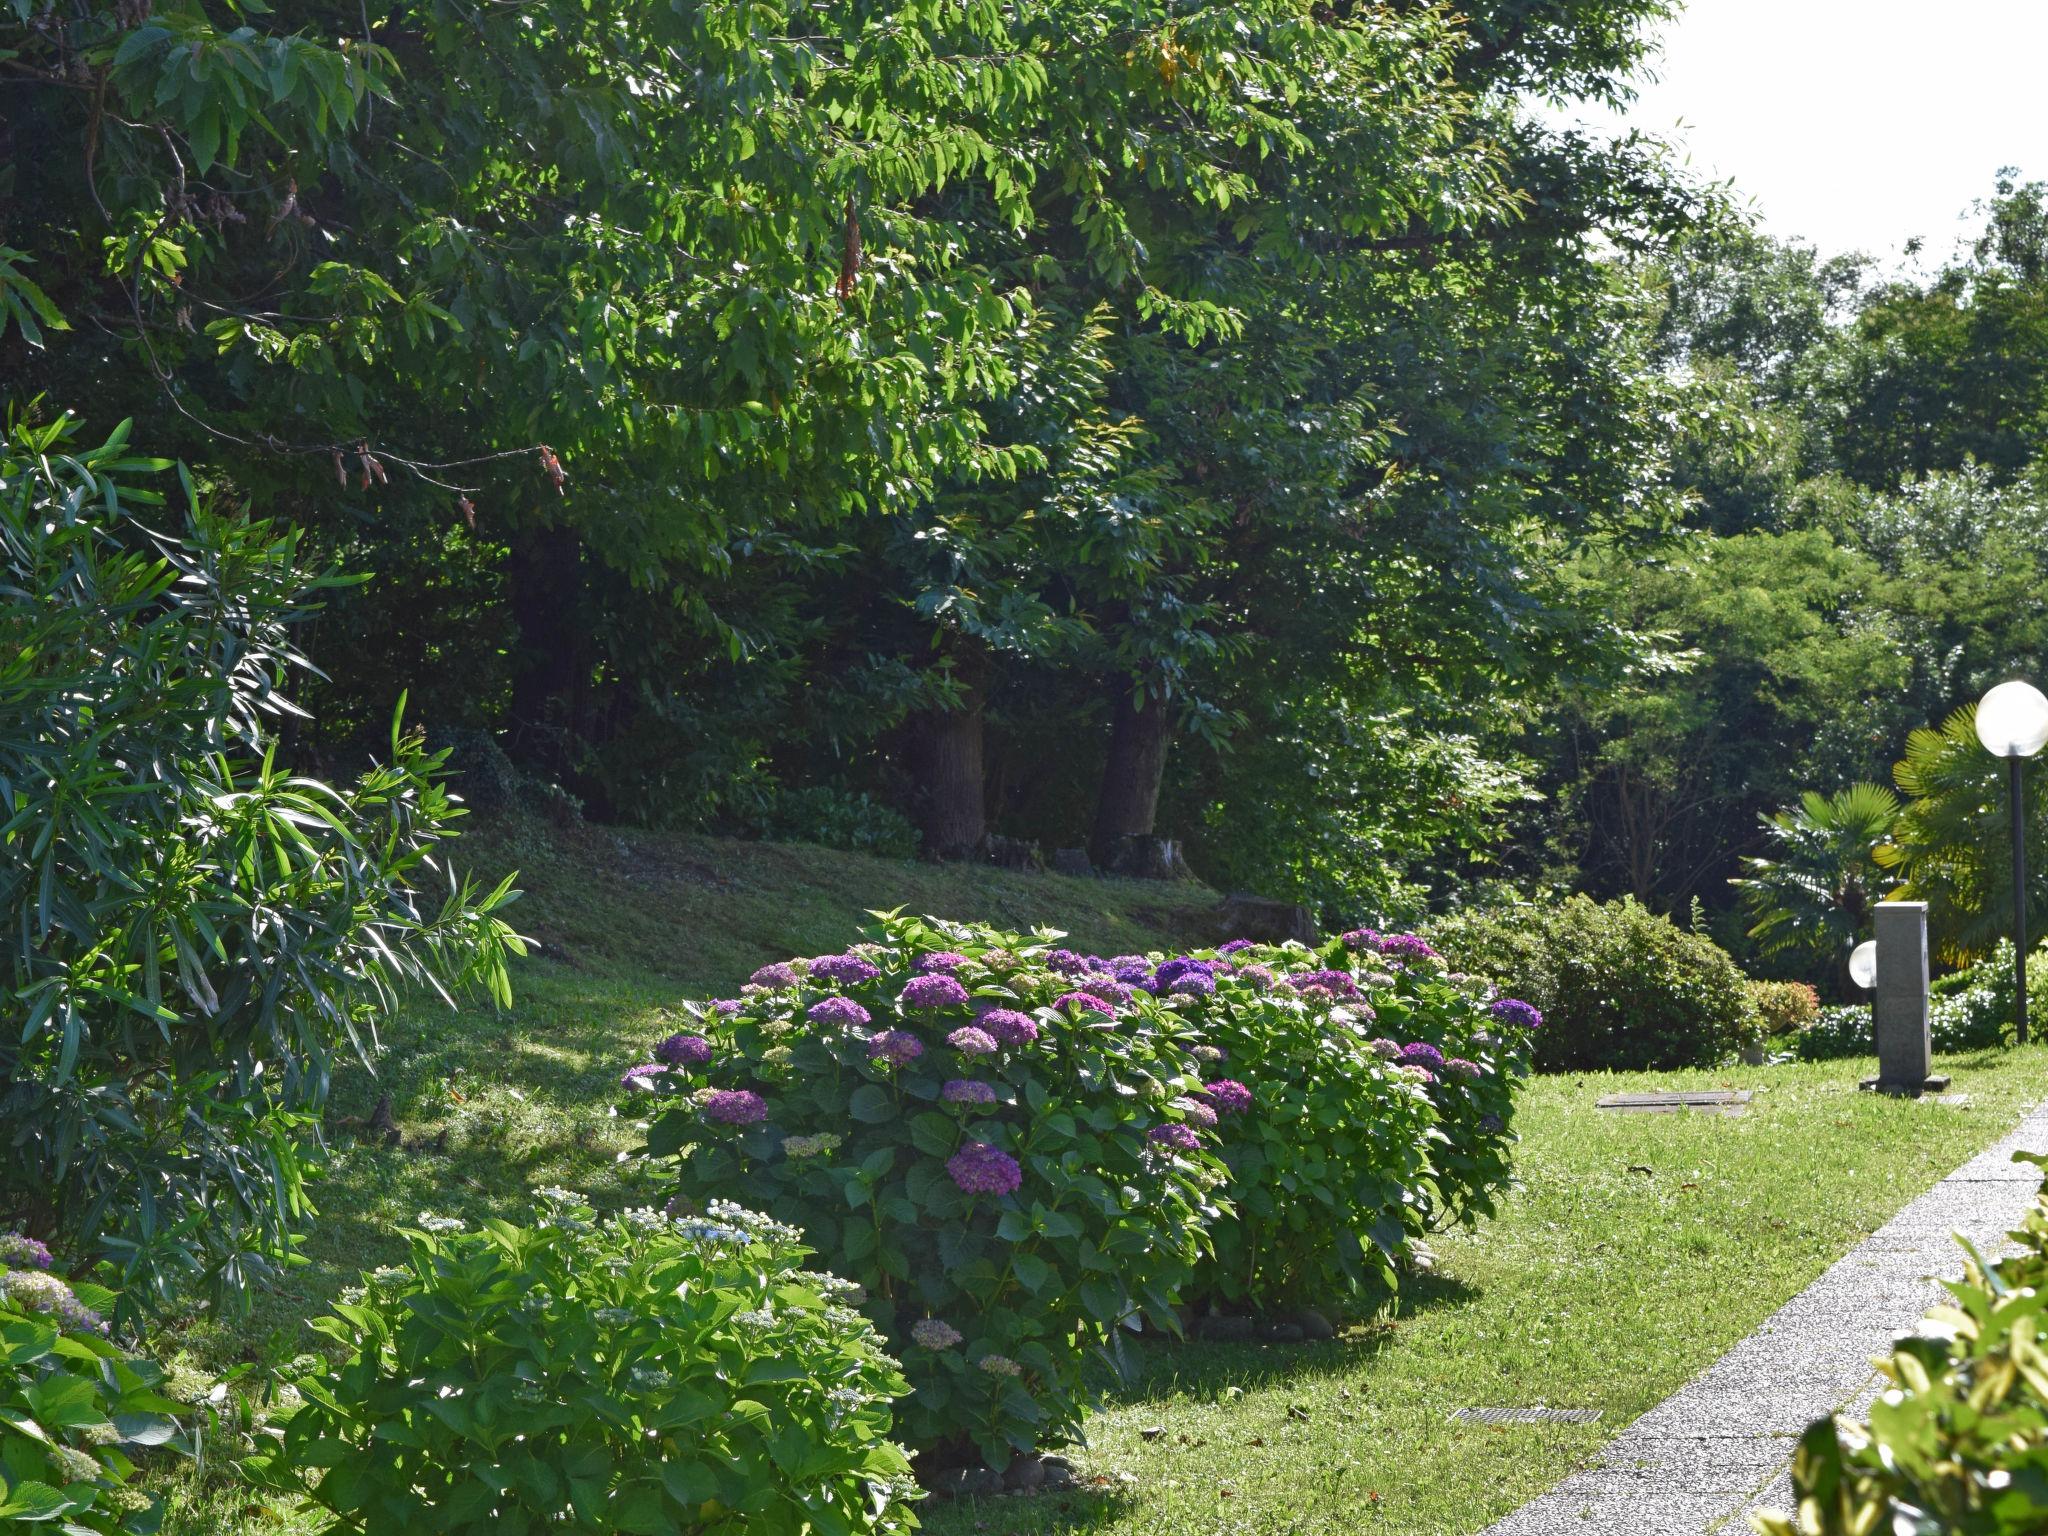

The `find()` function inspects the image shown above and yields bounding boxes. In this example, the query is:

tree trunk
[505,521,583,771]
[911,679,987,860]
[1091,680,1175,869]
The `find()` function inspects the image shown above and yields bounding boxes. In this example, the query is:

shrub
[0,1254,182,1532]
[1746,980,1819,1037]
[1177,932,1531,1315]
[256,1192,915,1536]
[0,413,522,1314]
[1432,896,1749,1072]
[1794,1004,1874,1061]
[1797,990,2009,1061]
[629,915,1229,1468]
[1753,1151,2048,1536]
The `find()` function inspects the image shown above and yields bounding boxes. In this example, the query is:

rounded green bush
[1745,980,1820,1038]
[258,1194,916,1536]
[0,1250,181,1533]
[628,915,1229,1469]
[1433,896,1749,1072]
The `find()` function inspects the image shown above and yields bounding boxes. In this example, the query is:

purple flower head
[1147,1123,1202,1153]
[911,1317,963,1349]
[1368,1038,1402,1061]
[1381,934,1440,964]
[867,1030,925,1065]
[1490,998,1544,1031]
[977,1008,1040,1046]
[1111,959,1158,990]
[1171,1096,1218,1128]
[703,1089,768,1126]
[942,1078,998,1105]
[1236,964,1275,991]
[1445,1057,1483,1078]
[1201,1079,1254,1116]
[1287,968,1361,999]
[808,996,873,1029]
[1154,957,1218,990]
[0,1233,53,1271]
[620,1061,668,1092]
[810,953,882,986]
[1218,939,1256,955]
[915,951,970,975]
[655,1033,713,1068]
[1053,990,1119,1019]
[1340,927,1385,952]
[947,1141,1023,1196]
[1168,971,1216,998]
[948,1025,999,1057]
[1409,1067,1438,1085]
[1045,949,1097,977]
[712,998,744,1016]
[749,962,801,990]
[900,974,971,1011]
[1297,985,1335,1004]
[1480,1112,1505,1135]
[1090,978,1139,1007]
[1398,1042,1445,1070]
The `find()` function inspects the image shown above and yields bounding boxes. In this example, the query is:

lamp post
[1975,680,2048,1045]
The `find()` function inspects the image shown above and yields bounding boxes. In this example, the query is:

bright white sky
[1545,0,2048,267]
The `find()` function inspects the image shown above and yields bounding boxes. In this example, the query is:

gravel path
[1479,1096,2048,1535]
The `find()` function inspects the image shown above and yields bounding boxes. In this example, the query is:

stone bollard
[1862,900,1947,1096]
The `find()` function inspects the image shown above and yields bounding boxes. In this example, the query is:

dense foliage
[1754,1151,2048,1535]
[1746,981,1820,1040]
[257,1193,915,1536]
[0,413,521,1313]
[1432,897,1749,1072]
[623,915,1534,1466]
[0,1251,182,1533]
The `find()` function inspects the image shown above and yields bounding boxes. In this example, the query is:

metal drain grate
[1596,1090,1751,1116]
[1449,1407,1604,1426]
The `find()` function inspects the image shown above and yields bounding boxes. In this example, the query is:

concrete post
[1867,900,1944,1095]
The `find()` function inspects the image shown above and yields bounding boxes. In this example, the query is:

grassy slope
[163,813,2048,1535]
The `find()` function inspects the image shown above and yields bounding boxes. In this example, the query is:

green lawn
[152,814,2048,1534]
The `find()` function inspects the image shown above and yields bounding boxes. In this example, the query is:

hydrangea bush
[0,1250,181,1533]
[255,1192,915,1536]
[629,915,1230,1468]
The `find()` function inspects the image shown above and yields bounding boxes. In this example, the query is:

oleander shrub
[1753,1150,2048,1536]
[255,1193,915,1536]
[1747,981,1820,1038]
[0,1246,183,1533]
[1432,896,1749,1071]
[626,915,1230,1468]
[1166,930,1533,1316]
[0,413,522,1315]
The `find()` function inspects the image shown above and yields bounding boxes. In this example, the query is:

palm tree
[1733,782,1900,981]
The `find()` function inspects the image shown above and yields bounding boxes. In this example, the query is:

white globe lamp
[1848,940,1877,992]
[1977,680,2048,1045]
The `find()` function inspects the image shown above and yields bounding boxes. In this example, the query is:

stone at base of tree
[1052,847,1094,877]
[983,834,1043,871]
[1192,1313,1256,1342]
[1283,1307,1336,1340]
[1212,893,1318,945]
[1097,834,1197,881]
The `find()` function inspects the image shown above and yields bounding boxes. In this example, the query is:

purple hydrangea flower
[1409,1067,1438,1085]
[703,1089,768,1125]
[867,1030,925,1065]
[1490,998,1544,1031]
[808,996,873,1028]
[620,1061,668,1092]
[1147,1123,1202,1152]
[1045,949,1096,976]
[1340,928,1385,952]
[911,1318,963,1349]
[749,962,800,990]
[1201,1079,1254,1115]
[0,1233,52,1271]
[1053,990,1118,1018]
[1167,971,1215,997]
[1367,1038,1402,1060]
[1089,978,1138,1007]
[655,1033,713,1068]
[915,951,970,975]
[1237,964,1275,990]
[811,953,882,985]
[942,1078,998,1105]
[1445,1058,1483,1078]
[978,1008,1040,1046]
[1218,939,1256,955]
[1154,957,1218,990]
[712,998,744,1016]
[1398,1042,1445,1069]
[1171,1096,1218,1128]
[948,1026,999,1056]
[1480,1112,1505,1134]
[1381,934,1440,964]
[1286,968,1361,999]
[901,974,970,1011]
[947,1141,1023,1196]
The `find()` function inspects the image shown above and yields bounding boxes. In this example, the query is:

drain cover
[1596,1090,1751,1115]
[1449,1407,1603,1425]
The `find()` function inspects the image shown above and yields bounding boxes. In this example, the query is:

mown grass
[154,815,2048,1534]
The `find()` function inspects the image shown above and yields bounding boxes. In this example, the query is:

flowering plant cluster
[628,915,1230,1468]
[0,1261,181,1533]
[254,1192,916,1536]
